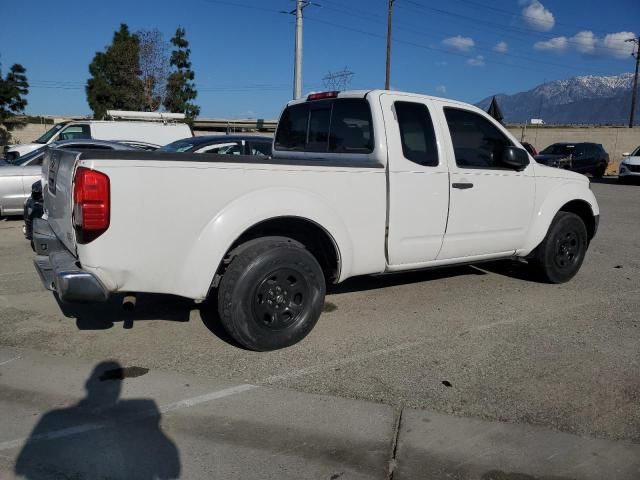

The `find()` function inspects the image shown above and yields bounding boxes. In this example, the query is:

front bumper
[32,218,109,303]
[619,163,640,177]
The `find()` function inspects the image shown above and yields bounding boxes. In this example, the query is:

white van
[5,120,192,159]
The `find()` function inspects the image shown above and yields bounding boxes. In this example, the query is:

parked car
[1,147,48,217]
[33,90,598,351]
[534,143,609,178]
[4,120,190,161]
[0,139,139,218]
[520,141,537,156]
[23,180,43,242]
[618,146,640,183]
[16,140,139,244]
[158,135,273,157]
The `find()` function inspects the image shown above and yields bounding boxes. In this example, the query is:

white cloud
[535,30,636,59]
[435,85,446,94]
[534,36,568,52]
[571,31,597,54]
[521,0,555,32]
[442,35,475,52]
[466,55,485,67]
[602,31,636,59]
[493,41,509,53]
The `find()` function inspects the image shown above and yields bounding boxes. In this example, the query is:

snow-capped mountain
[476,73,636,125]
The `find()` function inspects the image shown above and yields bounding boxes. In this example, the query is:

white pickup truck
[33,90,599,351]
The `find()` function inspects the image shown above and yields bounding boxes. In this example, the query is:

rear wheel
[530,212,588,284]
[217,237,325,351]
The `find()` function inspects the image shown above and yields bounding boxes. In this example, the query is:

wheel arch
[557,199,597,240]
[520,182,599,256]
[221,216,342,285]
[175,188,353,300]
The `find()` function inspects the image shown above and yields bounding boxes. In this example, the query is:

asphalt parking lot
[1,179,639,478]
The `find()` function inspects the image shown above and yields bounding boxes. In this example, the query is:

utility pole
[293,0,304,99]
[283,1,315,100]
[626,36,640,128]
[385,0,394,90]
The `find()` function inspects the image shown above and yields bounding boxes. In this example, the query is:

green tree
[163,27,200,122]
[86,24,145,119]
[0,61,29,145]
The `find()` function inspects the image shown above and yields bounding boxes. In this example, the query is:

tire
[530,212,588,284]
[217,236,326,351]
[592,164,606,179]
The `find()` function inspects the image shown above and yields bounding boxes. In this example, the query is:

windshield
[632,146,640,156]
[540,144,575,156]
[157,140,196,153]
[16,146,47,165]
[34,122,69,144]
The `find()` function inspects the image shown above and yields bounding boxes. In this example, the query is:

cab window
[275,98,373,154]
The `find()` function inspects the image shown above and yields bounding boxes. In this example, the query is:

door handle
[452,182,474,189]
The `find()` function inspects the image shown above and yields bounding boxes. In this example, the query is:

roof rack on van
[106,110,186,123]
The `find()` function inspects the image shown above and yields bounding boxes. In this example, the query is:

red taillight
[73,167,110,243]
[307,91,339,101]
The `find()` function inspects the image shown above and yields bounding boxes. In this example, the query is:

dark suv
[534,143,609,178]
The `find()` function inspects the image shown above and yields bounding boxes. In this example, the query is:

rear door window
[275,98,373,154]
[394,101,438,166]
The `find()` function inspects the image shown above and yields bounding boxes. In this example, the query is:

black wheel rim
[553,229,582,271]
[253,267,309,331]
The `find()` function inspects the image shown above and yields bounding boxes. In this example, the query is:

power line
[304,15,609,78]
[452,0,614,35]
[401,0,634,55]
[314,1,611,75]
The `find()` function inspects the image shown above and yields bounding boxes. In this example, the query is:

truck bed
[43,149,387,300]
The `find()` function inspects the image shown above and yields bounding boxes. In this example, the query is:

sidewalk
[0,346,638,479]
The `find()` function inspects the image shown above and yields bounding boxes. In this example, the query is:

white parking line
[0,271,32,277]
[0,383,257,452]
[262,340,425,384]
[0,356,21,367]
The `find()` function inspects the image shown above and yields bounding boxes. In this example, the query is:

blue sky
[0,0,637,118]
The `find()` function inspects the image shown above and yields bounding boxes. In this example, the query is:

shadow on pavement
[14,361,181,480]
[590,176,621,185]
[54,261,539,348]
[329,264,489,294]
[57,293,193,330]
[473,260,549,283]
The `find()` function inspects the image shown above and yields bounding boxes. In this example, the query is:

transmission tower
[322,68,355,91]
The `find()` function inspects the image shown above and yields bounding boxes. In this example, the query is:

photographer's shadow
[14,361,181,480]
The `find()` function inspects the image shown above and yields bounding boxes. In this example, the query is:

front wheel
[217,237,326,351]
[530,212,588,284]
[592,164,606,179]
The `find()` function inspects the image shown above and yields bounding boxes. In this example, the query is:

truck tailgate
[44,149,79,254]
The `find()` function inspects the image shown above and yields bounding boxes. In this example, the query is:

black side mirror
[501,146,529,171]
